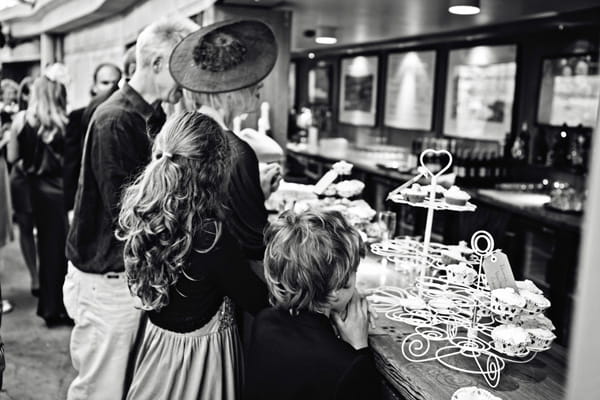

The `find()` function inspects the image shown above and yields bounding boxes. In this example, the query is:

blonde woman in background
[8,77,38,298]
[7,64,71,327]
[0,81,16,315]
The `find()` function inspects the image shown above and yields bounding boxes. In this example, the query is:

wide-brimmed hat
[169,19,277,94]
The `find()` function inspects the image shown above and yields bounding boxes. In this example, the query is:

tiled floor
[0,236,75,400]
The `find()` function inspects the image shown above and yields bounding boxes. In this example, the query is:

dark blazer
[245,308,380,400]
[63,88,117,211]
[63,107,85,211]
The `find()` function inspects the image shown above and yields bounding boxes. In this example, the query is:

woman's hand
[332,291,369,350]
[259,163,282,200]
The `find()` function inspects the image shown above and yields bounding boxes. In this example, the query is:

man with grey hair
[63,16,198,400]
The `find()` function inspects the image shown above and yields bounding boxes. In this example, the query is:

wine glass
[378,211,397,242]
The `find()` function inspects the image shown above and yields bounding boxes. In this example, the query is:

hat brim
[169,19,278,94]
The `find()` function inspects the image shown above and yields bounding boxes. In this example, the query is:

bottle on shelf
[533,126,548,165]
[552,123,570,168]
[511,122,529,163]
[570,124,588,173]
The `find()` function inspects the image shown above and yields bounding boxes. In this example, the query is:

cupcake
[519,314,556,331]
[446,263,477,286]
[491,324,530,356]
[516,279,543,295]
[444,185,471,206]
[526,328,556,350]
[451,386,502,400]
[403,184,427,203]
[421,184,447,199]
[519,290,551,315]
[491,287,526,315]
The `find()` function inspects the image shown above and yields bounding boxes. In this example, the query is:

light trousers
[63,263,142,400]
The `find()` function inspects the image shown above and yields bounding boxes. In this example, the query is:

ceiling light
[308,52,315,59]
[448,0,480,15]
[315,26,337,45]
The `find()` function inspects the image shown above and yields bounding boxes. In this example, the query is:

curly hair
[263,210,365,314]
[116,111,231,311]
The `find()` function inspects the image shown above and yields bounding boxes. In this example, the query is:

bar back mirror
[537,53,600,128]
[384,50,436,131]
[444,44,517,140]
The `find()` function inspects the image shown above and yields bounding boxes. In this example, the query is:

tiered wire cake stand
[369,149,553,388]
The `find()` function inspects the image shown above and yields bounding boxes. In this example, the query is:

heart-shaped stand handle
[419,149,453,178]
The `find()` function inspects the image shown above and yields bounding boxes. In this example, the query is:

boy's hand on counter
[332,292,369,350]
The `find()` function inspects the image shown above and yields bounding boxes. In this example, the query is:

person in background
[172,19,281,267]
[0,79,19,129]
[118,112,268,399]
[0,81,16,315]
[64,63,122,212]
[8,77,37,298]
[63,17,198,400]
[7,64,71,327]
[245,210,380,400]
[122,45,137,85]
[17,77,32,111]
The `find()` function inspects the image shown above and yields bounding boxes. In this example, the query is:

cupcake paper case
[491,324,530,356]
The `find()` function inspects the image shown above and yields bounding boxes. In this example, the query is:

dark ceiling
[222,0,600,52]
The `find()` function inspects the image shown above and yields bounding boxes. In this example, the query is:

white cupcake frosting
[491,324,530,345]
[516,279,543,295]
[520,290,551,308]
[527,328,556,340]
[491,287,526,308]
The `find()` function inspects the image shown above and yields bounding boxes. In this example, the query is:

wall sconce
[448,0,480,15]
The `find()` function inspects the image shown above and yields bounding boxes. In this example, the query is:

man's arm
[89,115,149,222]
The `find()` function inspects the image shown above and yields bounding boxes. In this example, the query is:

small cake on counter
[491,287,526,315]
[526,328,556,350]
[444,185,471,206]
[519,290,551,315]
[491,324,530,356]
[335,179,365,198]
[403,184,427,203]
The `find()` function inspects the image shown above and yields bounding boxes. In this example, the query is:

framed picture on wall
[444,44,517,141]
[384,50,436,131]
[308,66,331,104]
[339,55,379,126]
[537,53,600,128]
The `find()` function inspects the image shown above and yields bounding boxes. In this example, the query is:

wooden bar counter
[357,257,567,400]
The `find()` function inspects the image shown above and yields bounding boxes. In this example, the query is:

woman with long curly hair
[117,111,267,400]
[7,64,70,326]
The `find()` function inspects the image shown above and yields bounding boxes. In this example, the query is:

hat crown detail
[193,31,247,72]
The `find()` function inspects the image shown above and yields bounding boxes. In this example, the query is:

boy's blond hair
[263,210,365,314]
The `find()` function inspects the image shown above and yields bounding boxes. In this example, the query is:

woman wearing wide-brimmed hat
[171,19,282,265]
